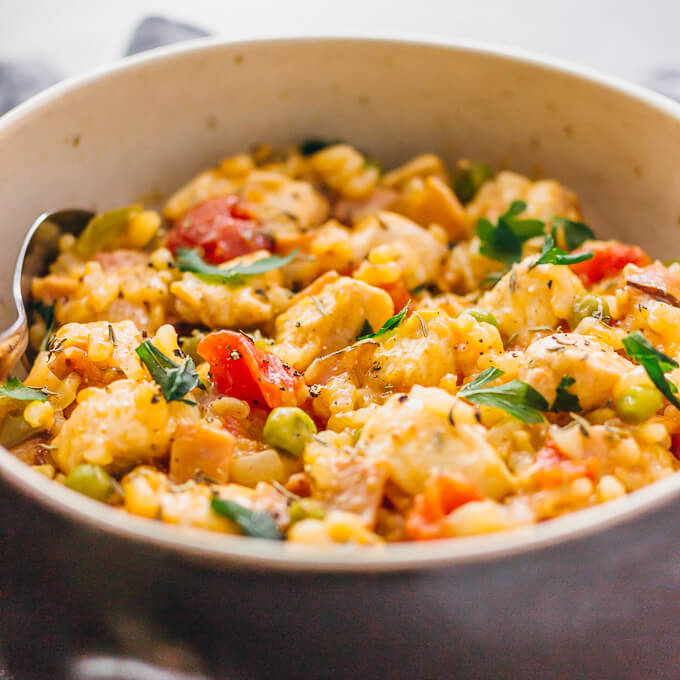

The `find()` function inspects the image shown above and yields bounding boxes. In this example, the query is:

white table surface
[0,0,677,86]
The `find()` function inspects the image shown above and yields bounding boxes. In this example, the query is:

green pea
[263,407,317,457]
[570,294,611,329]
[289,498,326,524]
[453,161,493,204]
[64,464,119,503]
[465,309,499,328]
[614,385,663,424]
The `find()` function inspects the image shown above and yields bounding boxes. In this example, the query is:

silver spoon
[0,210,95,380]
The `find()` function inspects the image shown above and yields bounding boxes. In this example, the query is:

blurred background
[1,0,680,112]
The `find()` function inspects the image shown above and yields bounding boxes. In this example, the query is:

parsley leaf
[458,366,548,424]
[176,248,298,286]
[32,301,56,352]
[477,200,545,265]
[211,496,283,539]
[135,340,200,404]
[453,161,493,204]
[551,375,581,413]
[553,217,595,251]
[0,378,51,402]
[299,138,342,156]
[532,232,593,268]
[357,302,410,341]
[622,331,680,409]
[357,319,374,341]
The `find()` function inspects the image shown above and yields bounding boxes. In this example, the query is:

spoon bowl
[0,209,94,379]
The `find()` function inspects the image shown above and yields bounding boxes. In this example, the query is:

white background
[0,0,677,84]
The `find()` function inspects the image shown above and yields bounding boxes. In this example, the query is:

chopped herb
[210,496,283,539]
[551,376,581,413]
[553,217,595,251]
[357,319,374,341]
[532,232,593,268]
[477,200,545,265]
[453,161,493,204]
[622,331,680,409]
[0,378,51,402]
[414,312,428,337]
[458,367,548,424]
[108,323,117,346]
[357,302,410,341]
[311,295,326,316]
[135,340,200,404]
[33,301,56,352]
[299,138,341,156]
[175,248,298,286]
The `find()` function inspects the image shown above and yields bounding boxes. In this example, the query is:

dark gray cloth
[0,15,209,116]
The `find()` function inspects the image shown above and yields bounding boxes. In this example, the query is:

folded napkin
[0,15,209,116]
[0,15,210,680]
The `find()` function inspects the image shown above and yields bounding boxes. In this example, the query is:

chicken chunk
[273,276,393,371]
[52,379,173,473]
[350,211,448,289]
[304,440,388,528]
[467,171,581,222]
[241,170,329,237]
[480,258,587,344]
[169,420,236,484]
[519,333,634,411]
[45,320,146,383]
[170,250,293,329]
[356,386,515,498]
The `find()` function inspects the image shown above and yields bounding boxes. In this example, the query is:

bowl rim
[3,33,680,573]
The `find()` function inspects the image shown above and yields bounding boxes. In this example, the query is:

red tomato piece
[167,196,273,264]
[531,441,599,488]
[197,330,307,409]
[405,475,482,540]
[671,434,680,460]
[378,277,411,312]
[570,242,650,286]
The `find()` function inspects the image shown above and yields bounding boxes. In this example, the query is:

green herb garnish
[621,331,680,409]
[357,319,374,341]
[532,232,593,268]
[357,302,410,341]
[211,496,283,539]
[175,248,298,286]
[0,378,50,402]
[458,366,548,424]
[553,217,595,251]
[551,376,581,413]
[299,138,341,156]
[477,200,545,265]
[135,341,199,404]
[32,301,56,352]
[453,161,493,204]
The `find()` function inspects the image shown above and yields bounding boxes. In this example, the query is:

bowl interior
[2,36,680,569]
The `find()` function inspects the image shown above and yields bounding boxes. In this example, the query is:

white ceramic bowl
[2,37,680,680]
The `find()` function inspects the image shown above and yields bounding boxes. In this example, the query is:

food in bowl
[2,140,679,544]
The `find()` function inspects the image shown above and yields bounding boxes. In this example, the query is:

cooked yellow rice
[2,141,679,545]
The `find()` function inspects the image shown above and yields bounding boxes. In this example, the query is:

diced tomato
[671,434,680,460]
[167,196,273,264]
[378,277,411,312]
[405,475,482,540]
[531,441,599,488]
[197,330,307,409]
[570,242,650,286]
